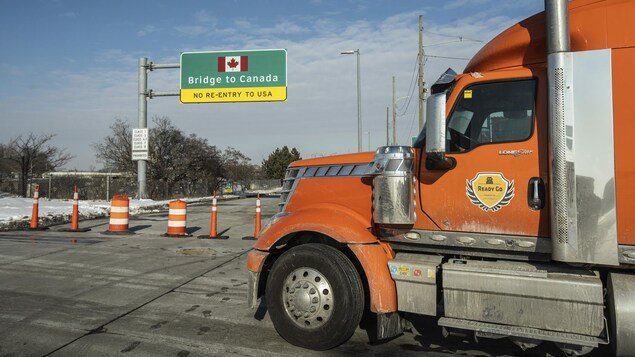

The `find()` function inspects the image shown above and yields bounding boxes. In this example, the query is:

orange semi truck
[247,0,635,355]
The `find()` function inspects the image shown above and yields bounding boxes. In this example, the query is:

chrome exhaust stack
[546,0,573,262]
[545,0,618,265]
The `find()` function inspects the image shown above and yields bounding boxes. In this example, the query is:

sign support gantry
[137,58,179,199]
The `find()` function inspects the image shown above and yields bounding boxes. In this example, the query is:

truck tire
[265,243,364,350]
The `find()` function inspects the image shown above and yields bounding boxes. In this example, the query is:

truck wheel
[265,243,364,350]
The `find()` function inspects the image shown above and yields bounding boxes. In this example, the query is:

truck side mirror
[426,93,446,154]
[425,93,456,170]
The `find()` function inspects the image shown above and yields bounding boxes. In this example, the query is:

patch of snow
[0,194,242,231]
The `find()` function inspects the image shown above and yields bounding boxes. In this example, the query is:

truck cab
[247,0,635,355]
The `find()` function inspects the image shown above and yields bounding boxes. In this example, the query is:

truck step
[438,317,607,347]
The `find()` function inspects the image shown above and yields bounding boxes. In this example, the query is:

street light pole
[392,76,396,145]
[341,49,362,152]
[386,107,389,146]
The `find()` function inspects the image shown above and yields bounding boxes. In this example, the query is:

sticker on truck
[466,172,515,212]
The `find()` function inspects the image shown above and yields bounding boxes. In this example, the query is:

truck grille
[279,168,302,212]
[278,163,373,212]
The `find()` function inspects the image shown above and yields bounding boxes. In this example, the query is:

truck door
[419,71,549,237]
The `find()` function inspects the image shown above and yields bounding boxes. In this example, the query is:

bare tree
[148,116,188,197]
[222,147,256,190]
[94,116,250,199]
[148,117,226,198]
[92,118,135,173]
[5,133,73,197]
[0,143,9,180]
[185,134,224,194]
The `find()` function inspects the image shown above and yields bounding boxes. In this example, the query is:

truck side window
[446,79,536,153]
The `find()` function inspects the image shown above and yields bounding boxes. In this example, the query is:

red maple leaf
[227,58,239,68]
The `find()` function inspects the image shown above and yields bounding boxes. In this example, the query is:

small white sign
[132,128,149,151]
[132,151,149,161]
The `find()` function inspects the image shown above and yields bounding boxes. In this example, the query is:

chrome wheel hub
[282,267,333,329]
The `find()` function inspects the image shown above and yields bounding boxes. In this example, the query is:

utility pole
[392,76,396,145]
[386,106,389,145]
[418,15,426,131]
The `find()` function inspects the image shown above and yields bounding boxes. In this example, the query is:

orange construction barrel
[109,195,130,233]
[166,199,188,236]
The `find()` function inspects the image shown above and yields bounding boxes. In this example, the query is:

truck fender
[253,206,398,314]
[348,242,398,313]
[254,204,379,250]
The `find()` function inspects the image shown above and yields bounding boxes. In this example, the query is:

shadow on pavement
[129,225,152,232]
[186,226,201,235]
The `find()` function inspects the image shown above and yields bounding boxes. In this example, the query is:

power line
[396,53,419,117]
[424,40,467,47]
[394,27,480,140]
[424,54,472,61]
[399,104,419,145]
[426,31,483,43]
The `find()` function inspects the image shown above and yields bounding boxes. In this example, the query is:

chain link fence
[1,175,282,201]
[248,179,282,192]
[0,176,136,201]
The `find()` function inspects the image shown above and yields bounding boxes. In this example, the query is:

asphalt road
[0,197,603,356]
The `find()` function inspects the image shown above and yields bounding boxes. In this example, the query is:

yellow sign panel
[180,87,287,103]
[464,89,473,99]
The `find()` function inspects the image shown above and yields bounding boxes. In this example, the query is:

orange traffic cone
[242,194,261,240]
[164,199,190,237]
[199,192,228,239]
[103,195,133,235]
[60,185,90,232]
[71,185,79,230]
[29,184,48,230]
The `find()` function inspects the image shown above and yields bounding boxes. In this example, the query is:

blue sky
[0,0,542,170]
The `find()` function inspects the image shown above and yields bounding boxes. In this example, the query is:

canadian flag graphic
[217,56,248,72]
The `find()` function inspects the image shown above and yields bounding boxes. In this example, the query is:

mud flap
[377,312,404,340]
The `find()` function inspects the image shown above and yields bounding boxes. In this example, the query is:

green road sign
[180,49,287,103]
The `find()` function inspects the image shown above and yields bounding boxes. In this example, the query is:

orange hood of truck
[465,0,635,73]
[289,151,375,167]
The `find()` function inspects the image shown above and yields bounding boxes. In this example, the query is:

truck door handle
[528,177,545,210]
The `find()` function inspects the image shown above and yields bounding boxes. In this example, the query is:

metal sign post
[137,58,179,199]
